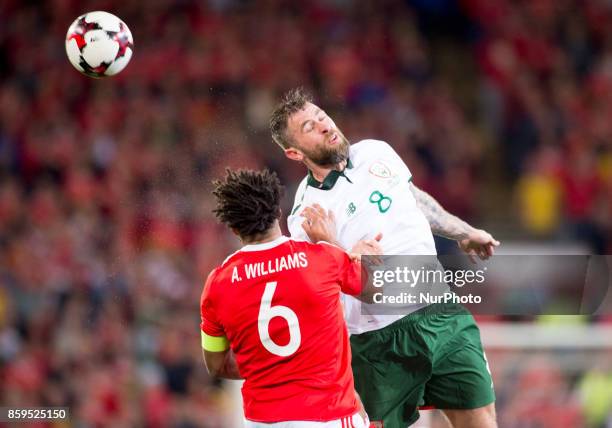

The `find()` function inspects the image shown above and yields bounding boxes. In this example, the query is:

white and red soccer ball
[65,11,134,78]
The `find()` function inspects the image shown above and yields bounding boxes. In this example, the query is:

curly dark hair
[212,168,284,239]
[269,87,313,149]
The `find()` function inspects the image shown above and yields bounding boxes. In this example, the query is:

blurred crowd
[465,0,612,250]
[0,0,610,427]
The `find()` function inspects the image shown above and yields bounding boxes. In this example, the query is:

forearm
[217,350,242,379]
[203,349,243,380]
[410,184,475,241]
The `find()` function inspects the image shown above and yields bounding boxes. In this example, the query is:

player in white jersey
[270,88,499,428]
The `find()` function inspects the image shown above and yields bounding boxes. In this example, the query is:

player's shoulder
[285,236,320,252]
[352,138,395,153]
[205,266,222,283]
[219,248,243,269]
[207,250,245,288]
[301,240,349,265]
[316,240,347,253]
[201,265,222,301]
[288,238,341,254]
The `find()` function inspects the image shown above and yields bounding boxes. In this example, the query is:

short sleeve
[319,242,362,296]
[200,269,225,338]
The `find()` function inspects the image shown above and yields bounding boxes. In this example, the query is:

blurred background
[0,0,611,427]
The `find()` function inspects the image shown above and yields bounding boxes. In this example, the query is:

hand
[349,233,383,262]
[458,229,500,263]
[350,234,384,304]
[301,203,337,244]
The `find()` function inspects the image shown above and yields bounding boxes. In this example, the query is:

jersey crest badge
[369,161,392,179]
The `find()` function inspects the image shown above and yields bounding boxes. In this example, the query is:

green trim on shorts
[350,303,495,428]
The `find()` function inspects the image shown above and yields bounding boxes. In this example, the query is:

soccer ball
[65,11,134,78]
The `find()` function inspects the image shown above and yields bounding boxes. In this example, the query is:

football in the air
[65,11,134,78]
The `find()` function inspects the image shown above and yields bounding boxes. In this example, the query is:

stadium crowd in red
[0,0,610,427]
[466,0,611,252]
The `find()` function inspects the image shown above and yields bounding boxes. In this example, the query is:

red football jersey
[200,236,362,422]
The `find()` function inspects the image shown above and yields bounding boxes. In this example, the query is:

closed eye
[302,120,314,133]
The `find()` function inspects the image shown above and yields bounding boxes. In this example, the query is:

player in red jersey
[201,168,380,427]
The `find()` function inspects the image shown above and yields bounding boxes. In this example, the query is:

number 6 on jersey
[258,282,301,357]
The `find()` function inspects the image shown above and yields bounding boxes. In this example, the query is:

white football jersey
[288,139,437,334]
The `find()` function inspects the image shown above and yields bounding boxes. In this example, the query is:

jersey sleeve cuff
[201,331,230,352]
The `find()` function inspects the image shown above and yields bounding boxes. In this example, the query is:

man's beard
[302,133,350,167]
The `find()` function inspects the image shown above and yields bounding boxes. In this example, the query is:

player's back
[200,236,361,423]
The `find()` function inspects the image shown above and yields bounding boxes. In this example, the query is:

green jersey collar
[306,158,353,190]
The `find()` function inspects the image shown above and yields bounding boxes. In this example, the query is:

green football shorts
[350,303,495,427]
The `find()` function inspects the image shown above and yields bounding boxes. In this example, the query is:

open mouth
[329,133,338,144]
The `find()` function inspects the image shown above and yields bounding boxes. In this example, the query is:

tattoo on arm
[410,184,474,241]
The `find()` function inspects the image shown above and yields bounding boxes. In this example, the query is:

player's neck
[241,223,283,245]
[307,159,347,182]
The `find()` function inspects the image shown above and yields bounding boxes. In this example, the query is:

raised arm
[410,183,500,260]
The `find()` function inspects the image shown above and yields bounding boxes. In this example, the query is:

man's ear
[284,147,303,162]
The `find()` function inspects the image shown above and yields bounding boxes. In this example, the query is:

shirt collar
[306,158,353,190]
[240,236,289,252]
